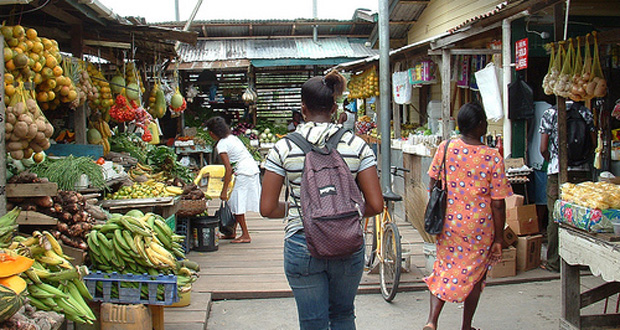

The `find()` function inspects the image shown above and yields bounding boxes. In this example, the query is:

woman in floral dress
[423,102,512,330]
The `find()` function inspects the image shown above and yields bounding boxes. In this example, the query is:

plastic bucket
[612,222,620,236]
[191,216,219,252]
[423,242,437,275]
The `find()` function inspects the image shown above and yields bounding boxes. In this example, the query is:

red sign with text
[515,38,528,70]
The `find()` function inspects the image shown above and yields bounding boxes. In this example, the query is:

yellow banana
[165,186,183,195]
[43,231,63,257]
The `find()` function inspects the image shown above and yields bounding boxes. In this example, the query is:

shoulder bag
[424,140,450,235]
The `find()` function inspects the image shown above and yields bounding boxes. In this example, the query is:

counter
[558,224,620,329]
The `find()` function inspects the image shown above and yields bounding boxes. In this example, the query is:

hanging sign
[515,38,528,71]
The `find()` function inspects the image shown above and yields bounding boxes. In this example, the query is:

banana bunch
[87,211,198,296]
[91,116,112,155]
[0,208,21,247]
[26,278,95,325]
[8,231,94,324]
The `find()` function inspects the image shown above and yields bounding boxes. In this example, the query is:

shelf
[7,183,58,198]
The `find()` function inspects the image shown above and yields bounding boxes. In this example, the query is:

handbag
[217,201,236,237]
[424,140,450,235]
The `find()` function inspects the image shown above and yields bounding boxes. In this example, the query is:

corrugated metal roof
[177,37,378,67]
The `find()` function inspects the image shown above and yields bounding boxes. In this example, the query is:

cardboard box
[506,204,539,236]
[505,157,525,169]
[488,246,517,278]
[502,225,518,248]
[516,234,543,272]
[505,194,525,208]
[100,303,152,330]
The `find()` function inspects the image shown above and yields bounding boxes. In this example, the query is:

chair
[194,165,235,199]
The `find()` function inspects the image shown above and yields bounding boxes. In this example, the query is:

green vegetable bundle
[30,155,107,191]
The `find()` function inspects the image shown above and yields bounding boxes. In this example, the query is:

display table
[100,197,179,218]
[175,142,212,168]
[558,224,620,329]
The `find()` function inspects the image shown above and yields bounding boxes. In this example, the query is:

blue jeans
[284,232,364,330]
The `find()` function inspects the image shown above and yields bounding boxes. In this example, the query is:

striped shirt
[264,122,377,238]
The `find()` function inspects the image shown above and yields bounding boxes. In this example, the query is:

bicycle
[363,166,409,302]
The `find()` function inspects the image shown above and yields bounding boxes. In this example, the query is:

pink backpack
[285,128,365,259]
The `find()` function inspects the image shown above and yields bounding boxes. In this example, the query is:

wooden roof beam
[33,0,81,25]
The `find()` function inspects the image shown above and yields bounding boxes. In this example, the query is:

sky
[98,0,379,23]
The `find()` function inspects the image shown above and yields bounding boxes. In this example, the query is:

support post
[378,0,394,195]
[441,49,451,140]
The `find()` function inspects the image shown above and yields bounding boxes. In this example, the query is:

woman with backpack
[260,70,383,329]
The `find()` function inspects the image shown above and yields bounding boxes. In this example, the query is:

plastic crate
[175,217,191,254]
[165,214,176,232]
[84,271,179,306]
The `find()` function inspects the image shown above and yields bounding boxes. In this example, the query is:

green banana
[122,229,140,255]
[66,281,96,321]
[71,278,93,301]
[154,219,173,237]
[113,229,132,252]
[152,224,172,250]
[28,296,50,310]
[97,232,113,251]
[99,222,121,233]
[28,285,58,299]
[36,282,69,298]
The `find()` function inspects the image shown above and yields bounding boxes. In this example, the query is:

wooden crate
[16,211,57,226]
[60,243,87,266]
[7,182,58,198]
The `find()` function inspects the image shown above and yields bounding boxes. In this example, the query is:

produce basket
[175,216,192,254]
[84,271,179,305]
[176,198,207,217]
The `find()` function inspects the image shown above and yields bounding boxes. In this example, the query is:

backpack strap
[284,127,350,155]
[284,132,314,155]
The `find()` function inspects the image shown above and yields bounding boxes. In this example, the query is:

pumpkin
[0,275,26,294]
[0,253,34,277]
[0,283,24,322]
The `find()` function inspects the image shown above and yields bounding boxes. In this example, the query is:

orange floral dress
[424,138,512,303]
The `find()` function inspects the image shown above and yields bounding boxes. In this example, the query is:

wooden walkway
[187,211,426,300]
[163,207,560,329]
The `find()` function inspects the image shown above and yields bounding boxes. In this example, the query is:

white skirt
[228,173,261,215]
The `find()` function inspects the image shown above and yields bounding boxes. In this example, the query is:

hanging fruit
[170,87,186,113]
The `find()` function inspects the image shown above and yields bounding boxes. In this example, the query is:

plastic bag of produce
[553,40,574,98]
[588,32,607,98]
[542,43,562,95]
[569,37,586,101]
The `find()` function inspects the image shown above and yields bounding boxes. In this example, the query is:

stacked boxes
[492,194,542,277]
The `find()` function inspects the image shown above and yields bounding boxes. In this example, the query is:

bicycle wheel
[380,221,402,302]
[363,216,377,270]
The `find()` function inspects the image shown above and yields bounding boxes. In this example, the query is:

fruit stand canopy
[0,0,197,63]
[176,37,378,70]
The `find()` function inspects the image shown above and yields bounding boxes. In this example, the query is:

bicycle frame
[373,202,394,264]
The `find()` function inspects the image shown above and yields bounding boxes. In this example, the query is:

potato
[13,121,28,138]
[26,99,38,114]
[23,148,33,159]
[10,149,24,160]
[9,133,21,142]
[18,113,33,125]
[40,139,50,150]
[13,102,25,116]
[44,122,53,138]
[5,122,13,134]
[34,132,46,143]
[26,123,38,140]
[29,141,43,153]
[35,119,46,132]
[6,113,16,125]
[7,141,22,151]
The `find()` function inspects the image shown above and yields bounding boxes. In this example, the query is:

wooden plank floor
[188,211,426,301]
[184,209,562,302]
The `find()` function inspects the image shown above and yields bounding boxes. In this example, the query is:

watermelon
[0,283,24,322]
